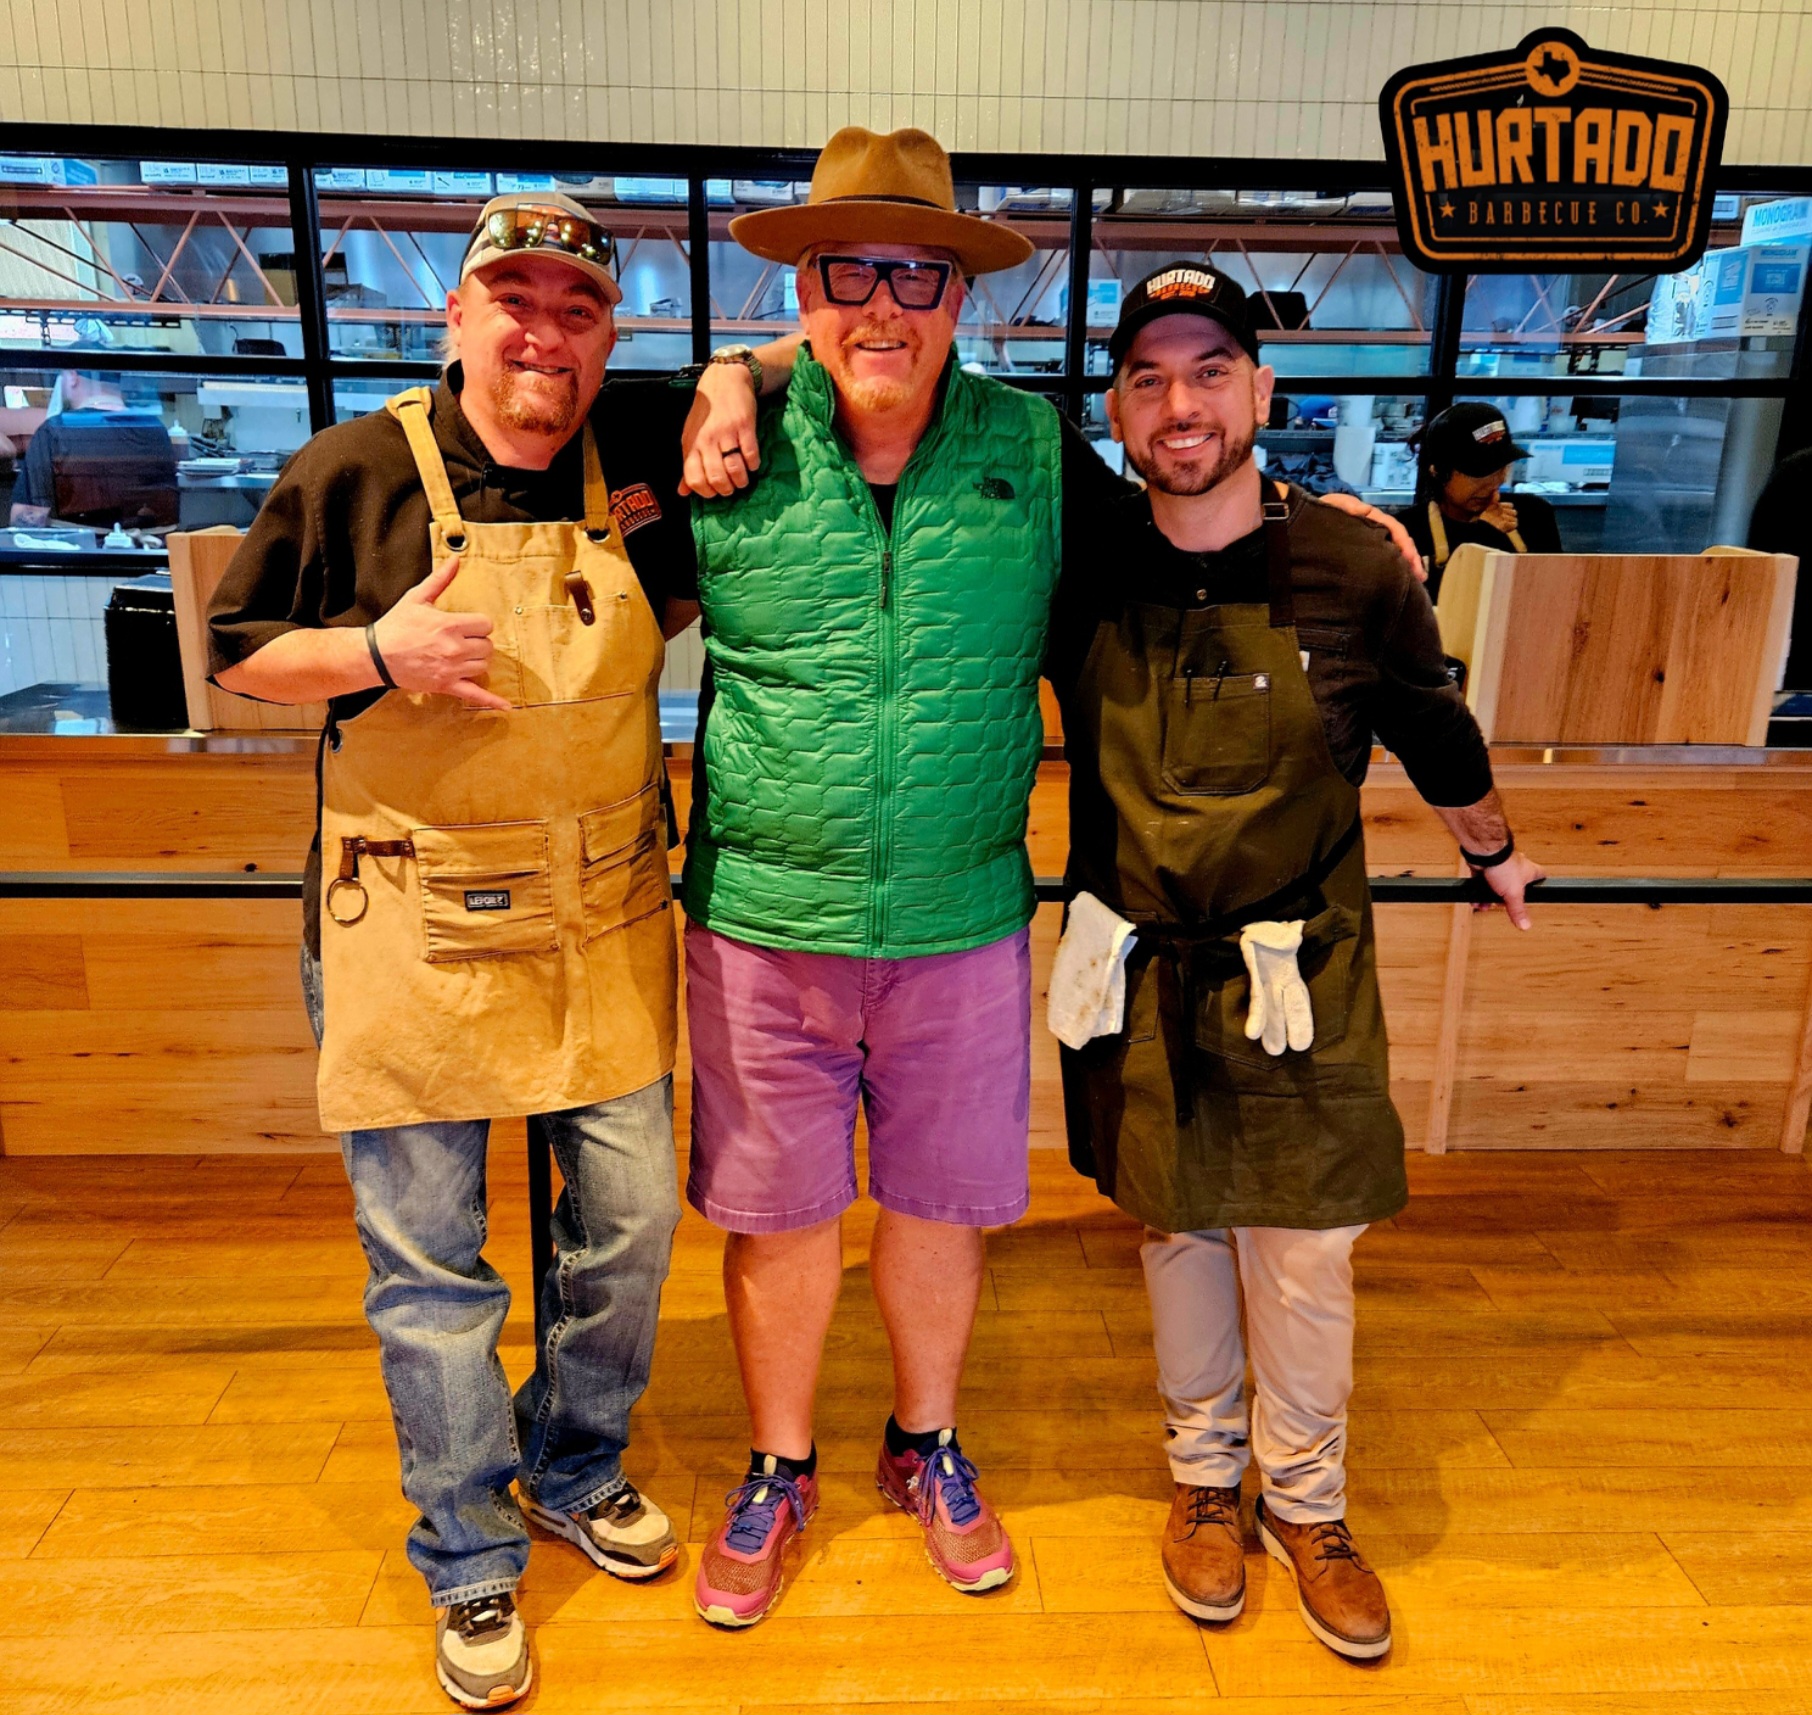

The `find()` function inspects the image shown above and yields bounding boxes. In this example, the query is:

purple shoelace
[910,1441,982,1528]
[720,1469,807,1555]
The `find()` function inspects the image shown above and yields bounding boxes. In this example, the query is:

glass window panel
[319,167,693,371]
[1090,189,1435,378]
[954,187,1071,376]
[1433,390,1783,554]
[0,361,307,540]
[0,154,299,360]
[1460,194,1804,385]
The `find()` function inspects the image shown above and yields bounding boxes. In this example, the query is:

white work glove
[1048,892,1139,1049]
[1239,919,1313,1055]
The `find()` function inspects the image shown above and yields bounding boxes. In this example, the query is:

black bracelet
[1461,835,1516,870]
[365,624,397,690]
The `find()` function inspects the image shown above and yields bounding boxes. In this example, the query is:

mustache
[841,321,923,356]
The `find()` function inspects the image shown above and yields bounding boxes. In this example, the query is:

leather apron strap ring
[327,835,416,927]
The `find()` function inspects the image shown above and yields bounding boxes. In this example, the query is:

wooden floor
[6,1137,1812,1713]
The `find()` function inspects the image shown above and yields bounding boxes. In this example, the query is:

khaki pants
[1140,1223,1365,1524]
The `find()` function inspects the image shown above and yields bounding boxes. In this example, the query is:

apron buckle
[564,571,597,625]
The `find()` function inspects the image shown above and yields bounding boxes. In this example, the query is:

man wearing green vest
[682,128,1052,1625]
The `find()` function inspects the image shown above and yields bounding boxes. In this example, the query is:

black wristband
[1461,835,1515,870]
[365,624,397,690]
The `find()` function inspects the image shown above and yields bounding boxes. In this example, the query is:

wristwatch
[679,344,763,394]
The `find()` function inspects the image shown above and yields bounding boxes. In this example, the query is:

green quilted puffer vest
[685,347,1063,957]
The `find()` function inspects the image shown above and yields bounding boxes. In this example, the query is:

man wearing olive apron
[208,195,781,1709]
[1047,268,1544,1660]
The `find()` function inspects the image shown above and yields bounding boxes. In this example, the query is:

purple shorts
[684,922,1032,1233]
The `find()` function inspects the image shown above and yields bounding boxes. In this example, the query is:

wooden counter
[2,734,1809,1156]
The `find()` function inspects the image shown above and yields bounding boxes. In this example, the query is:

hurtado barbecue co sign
[1380,29,1729,270]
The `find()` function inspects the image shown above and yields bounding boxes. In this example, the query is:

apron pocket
[1195,903,1361,1068]
[1161,671,1272,796]
[521,600,644,706]
[412,822,558,962]
[579,785,671,941]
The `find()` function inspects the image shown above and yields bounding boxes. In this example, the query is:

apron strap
[1427,500,1450,572]
[1429,498,1529,564]
[1263,481,1294,629]
[385,388,466,541]
[580,426,612,538]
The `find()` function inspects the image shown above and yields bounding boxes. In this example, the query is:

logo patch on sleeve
[610,483,663,536]
[464,889,512,912]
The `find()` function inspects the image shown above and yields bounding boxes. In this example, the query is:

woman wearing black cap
[1398,402,1562,598]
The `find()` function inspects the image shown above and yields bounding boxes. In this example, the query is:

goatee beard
[1129,422,1257,496]
[832,322,926,414]
[492,367,579,436]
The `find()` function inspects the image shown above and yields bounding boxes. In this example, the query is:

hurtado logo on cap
[1143,267,1218,300]
[1379,28,1728,270]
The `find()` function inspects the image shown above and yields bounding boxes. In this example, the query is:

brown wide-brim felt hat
[729,127,1034,275]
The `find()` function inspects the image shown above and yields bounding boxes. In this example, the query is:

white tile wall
[0,574,110,698]
[0,0,1807,164]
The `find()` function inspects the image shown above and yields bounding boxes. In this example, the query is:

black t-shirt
[207,365,698,702]
[1048,480,1494,806]
[1749,447,1812,688]
[14,409,179,526]
[207,366,700,958]
[1396,491,1563,599]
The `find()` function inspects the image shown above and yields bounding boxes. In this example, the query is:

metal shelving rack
[0,123,1802,444]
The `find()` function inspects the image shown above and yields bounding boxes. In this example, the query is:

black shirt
[1749,447,1812,688]
[208,365,698,700]
[207,366,700,958]
[1397,491,1563,600]
[1048,480,1494,807]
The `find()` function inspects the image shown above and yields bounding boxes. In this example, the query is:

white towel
[1047,892,1139,1050]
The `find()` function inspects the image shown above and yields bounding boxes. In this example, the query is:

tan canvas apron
[1060,485,1407,1234]
[315,387,677,1133]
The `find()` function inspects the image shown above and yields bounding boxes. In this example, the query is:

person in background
[8,369,178,530]
[1748,442,1812,690]
[1398,402,1561,598]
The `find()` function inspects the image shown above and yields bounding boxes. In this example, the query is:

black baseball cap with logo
[1415,402,1533,476]
[1108,264,1261,369]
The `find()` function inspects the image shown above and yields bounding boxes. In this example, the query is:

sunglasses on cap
[471,204,618,272]
[814,254,954,310]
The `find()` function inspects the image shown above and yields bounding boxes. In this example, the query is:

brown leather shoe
[1255,1497,1391,1659]
[1160,1482,1246,1623]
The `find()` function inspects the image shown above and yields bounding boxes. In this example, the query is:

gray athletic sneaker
[434,1591,531,1709]
[522,1480,679,1579]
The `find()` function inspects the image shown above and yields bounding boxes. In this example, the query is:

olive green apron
[314,387,678,1134]
[1060,484,1407,1234]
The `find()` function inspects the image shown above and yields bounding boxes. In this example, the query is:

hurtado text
[1413,108,1697,193]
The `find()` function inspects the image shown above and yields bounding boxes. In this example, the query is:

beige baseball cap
[460,193,623,306]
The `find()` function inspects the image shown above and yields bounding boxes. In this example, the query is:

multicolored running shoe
[876,1428,1015,1593]
[694,1455,820,1628]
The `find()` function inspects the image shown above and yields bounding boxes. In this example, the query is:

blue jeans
[305,951,681,1604]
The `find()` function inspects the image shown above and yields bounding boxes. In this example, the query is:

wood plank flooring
[5,1140,1812,1713]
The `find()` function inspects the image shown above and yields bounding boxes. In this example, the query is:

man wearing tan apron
[208,194,785,1709]
[1047,269,1544,1661]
